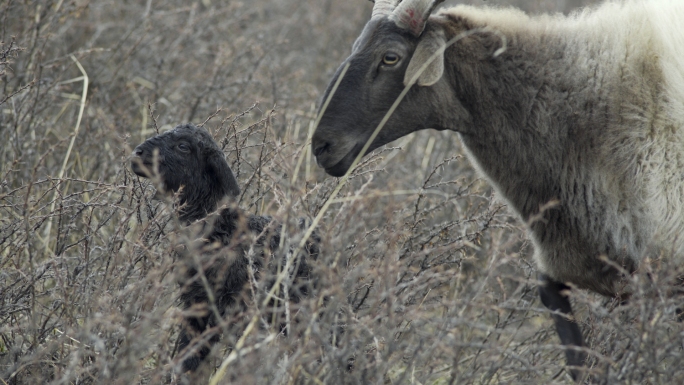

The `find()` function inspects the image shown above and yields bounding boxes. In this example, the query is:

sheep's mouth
[130,157,154,178]
[322,146,362,177]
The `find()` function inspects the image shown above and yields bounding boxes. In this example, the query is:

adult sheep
[131,124,319,373]
[311,0,684,379]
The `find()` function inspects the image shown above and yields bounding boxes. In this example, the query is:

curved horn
[390,0,445,36]
[371,0,401,19]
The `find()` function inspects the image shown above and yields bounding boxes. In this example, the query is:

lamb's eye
[177,143,190,153]
[382,52,400,66]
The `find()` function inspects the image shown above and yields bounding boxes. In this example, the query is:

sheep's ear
[404,28,446,87]
[206,151,241,198]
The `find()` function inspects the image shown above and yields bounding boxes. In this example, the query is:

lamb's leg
[538,273,586,381]
[176,266,225,373]
[177,314,220,373]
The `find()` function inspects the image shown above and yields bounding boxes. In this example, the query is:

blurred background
[2,0,683,384]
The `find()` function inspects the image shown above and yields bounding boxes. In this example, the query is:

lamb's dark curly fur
[131,123,318,373]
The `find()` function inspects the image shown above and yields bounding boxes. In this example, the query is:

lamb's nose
[133,146,143,157]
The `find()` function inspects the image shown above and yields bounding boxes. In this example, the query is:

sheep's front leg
[538,273,586,381]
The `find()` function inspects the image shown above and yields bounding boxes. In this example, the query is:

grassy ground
[2,0,683,384]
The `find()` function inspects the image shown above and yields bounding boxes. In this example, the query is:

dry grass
[1,0,683,384]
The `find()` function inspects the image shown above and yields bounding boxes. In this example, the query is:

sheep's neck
[449,36,570,220]
[178,194,222,224]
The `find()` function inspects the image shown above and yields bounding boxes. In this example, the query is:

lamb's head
[311,0,457,177]
[131,123,240,220]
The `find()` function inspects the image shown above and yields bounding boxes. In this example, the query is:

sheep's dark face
[131,124,240,218]
[311,17,450,177]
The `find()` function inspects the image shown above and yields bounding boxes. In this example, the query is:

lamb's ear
[404,28,446,87]
[206,150,241,198]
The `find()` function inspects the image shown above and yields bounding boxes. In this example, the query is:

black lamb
[130,123,318,373]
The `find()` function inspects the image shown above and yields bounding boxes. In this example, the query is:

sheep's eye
[177,143,190,153]
[382,52,400,66]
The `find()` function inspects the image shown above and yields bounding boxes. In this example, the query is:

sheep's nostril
[313,142,330,157]
[133,147,143,157]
